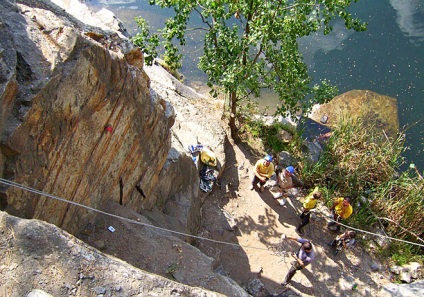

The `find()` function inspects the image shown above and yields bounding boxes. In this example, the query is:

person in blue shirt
[280,234,316,286]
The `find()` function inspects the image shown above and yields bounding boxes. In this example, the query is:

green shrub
[372,170,424,248]
[240,116,303,157]
[382,241,424,266]
[301,116,405,197]
[300,116,424,261]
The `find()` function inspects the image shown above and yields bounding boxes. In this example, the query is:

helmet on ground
[286,166,294,174]
[264,155,273,162]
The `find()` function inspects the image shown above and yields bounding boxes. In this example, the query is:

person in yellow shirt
[249,154,275,192]
[200,147,217,167]
[295,187,322,234]
[327,197,353,233]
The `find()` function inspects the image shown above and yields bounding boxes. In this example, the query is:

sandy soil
[195,138,391,296]
[80,130,393,296]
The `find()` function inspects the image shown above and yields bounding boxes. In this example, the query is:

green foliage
[371,170,424,249]
[134,0,367,136]
[300,116,424,260]
[259,123,289,153]
[240,115,303,157]
[166,262,179,279]
[348,200,377,227]
[131,17,159,65]
[302,116,405,197]
[385,242,424,266]
[312,79,339,105]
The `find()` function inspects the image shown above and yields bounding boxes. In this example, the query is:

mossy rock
[309,90,399,139]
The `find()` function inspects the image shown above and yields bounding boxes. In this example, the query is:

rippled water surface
[87,0,424,169]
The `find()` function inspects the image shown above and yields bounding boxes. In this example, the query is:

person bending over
[280,234,315,286]
[329,230,356,255]
[296,186,322,234]
[327,197,353,233]
[274,165,303,206]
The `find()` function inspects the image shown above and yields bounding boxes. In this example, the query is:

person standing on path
[249,154,275,192]
[327,197,353,233]
[280,234,315,286]
[295,186,322,234]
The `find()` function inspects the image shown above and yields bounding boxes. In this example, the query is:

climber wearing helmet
[274,165,298,206]
[249,154,275,192]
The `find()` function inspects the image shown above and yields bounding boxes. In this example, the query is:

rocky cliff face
[0,210,225,297]
[0,1,243,295]
[0,0,176,234]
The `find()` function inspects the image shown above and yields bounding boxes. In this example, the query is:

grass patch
[297,116,424,263]
[300,116,404,196]
[239,115,303,158]
[155,59,184,81]
[236,107,423,264]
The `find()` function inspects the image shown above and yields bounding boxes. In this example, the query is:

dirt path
[196,139,390,296]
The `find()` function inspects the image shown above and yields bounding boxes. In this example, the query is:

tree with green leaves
[132,0,366,140]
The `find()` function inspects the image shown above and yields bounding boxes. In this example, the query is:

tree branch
[194,7,212,29]
[252,45,263,65]
[186,27,210,31]
[237,89,255,102]
[377,216,424,244]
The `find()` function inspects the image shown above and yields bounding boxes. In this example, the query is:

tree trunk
[229,91,240,142]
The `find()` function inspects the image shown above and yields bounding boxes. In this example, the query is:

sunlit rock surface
[309,90,399,139]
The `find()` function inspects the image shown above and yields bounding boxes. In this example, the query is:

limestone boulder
[144,62,227,167]
[308,90,399,139]
[143,62,228,236]
[301,140,324,164]
[380,279,424,297]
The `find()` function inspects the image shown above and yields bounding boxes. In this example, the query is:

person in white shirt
[328,230,356,255]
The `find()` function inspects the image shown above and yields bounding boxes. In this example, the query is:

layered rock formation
[0,0,176,233]
[0,210,225,297]
[0,1,243,295]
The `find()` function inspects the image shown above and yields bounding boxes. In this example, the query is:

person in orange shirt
[249,154,275,192]
[327,197,353,233]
